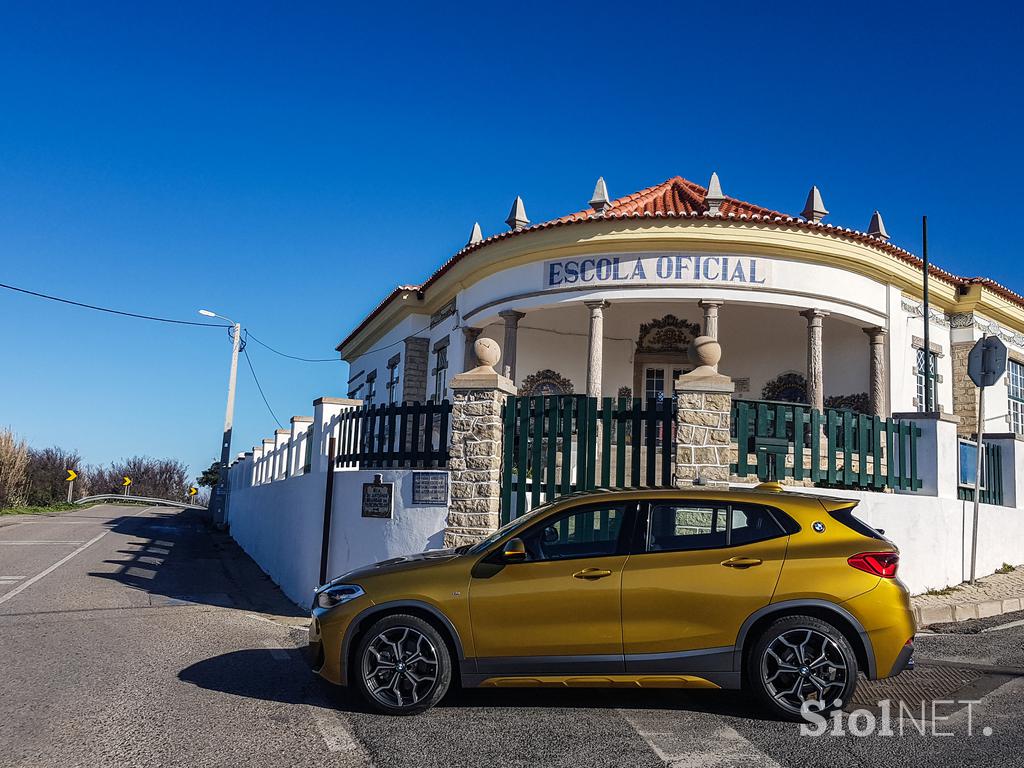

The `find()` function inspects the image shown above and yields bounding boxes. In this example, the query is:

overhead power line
[0,281,230,327]
[242,346,284,430]
[245,330,341,362]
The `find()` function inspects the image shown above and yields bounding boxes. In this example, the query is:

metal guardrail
[74,494,206,509]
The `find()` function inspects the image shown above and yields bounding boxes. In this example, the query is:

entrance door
[644,367,685,404]
[469,501,635,675]
[621,499,788,669]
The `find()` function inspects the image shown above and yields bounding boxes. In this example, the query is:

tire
[354,613,452,715]
[746,614,859,722]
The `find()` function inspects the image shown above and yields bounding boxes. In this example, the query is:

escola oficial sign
[543,252,771,289]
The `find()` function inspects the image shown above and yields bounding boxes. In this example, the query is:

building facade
[338,174,1024,437]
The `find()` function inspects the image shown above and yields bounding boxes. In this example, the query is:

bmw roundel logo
[812,521,826,533]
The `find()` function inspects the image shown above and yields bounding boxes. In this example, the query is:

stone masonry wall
[402,337,429,403]
[952,341,977,437]
[444,387,506,547]
[674,389,734,488]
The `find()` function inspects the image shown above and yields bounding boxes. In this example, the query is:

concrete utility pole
[200,310,241,528]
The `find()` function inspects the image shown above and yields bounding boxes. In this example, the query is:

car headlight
[315,584,365,610]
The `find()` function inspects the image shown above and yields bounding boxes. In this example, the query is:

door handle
[721,557,763,569]
[573,568,613,580]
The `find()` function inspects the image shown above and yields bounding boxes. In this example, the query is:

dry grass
[0,428,29,509]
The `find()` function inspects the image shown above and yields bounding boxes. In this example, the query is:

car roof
[541,485,857,509]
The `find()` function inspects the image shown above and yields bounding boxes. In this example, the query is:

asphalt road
[3,504,1024,768]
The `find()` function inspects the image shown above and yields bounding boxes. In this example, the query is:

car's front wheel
[747,614,858,721]
[354,614,452,715]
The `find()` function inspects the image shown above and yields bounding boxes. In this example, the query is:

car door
[468,500,636,676]
[620,499,789,672]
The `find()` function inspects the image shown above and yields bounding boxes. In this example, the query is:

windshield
[466,502,554,555]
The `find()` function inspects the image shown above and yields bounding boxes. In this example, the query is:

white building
[338,174,1024,439]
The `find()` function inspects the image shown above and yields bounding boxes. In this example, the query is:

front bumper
[308,595,374,685]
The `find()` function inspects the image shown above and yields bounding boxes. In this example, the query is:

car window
[519,504,625,562]
[646,502,785,552]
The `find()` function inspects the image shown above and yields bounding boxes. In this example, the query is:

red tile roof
[338,176,1024,353]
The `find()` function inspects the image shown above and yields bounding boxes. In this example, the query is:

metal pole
[922,216,933,412]
[319,436,338,586]
[211,323,241,528]
[970,382,985,585]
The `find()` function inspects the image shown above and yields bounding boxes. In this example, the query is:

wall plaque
[361,480,394,518]
[412,471,449,505]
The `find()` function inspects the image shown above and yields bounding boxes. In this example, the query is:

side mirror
[502,538,527,562]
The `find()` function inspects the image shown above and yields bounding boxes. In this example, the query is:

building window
[386,354,401,405]
[365,370,377,405]
[1009,359,1024,434]
[915,347,939,411]
[432,345,449,403]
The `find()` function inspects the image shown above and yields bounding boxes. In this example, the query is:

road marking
[261,638,293,662]
[0,531,109,606]
[982,617,1024,633]
[619,708,782,768]
[0,540,86,545]
[311,706,368,757]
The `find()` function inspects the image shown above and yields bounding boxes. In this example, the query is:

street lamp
[200,309,241,528]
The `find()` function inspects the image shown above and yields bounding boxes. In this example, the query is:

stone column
[401,337,429,403]
[952,341,976,437]
[584,300,609,399]
[801,309,828,412]
[499,310,525,381]
[461,327,482,372]
[445,338,516,548]
[863,327,888,418]
[674,336,734,488]
[699,300,724,340]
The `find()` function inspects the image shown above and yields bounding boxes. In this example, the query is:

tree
[196,460,220,489]
[24,447,82,506]
[87,456,190,500]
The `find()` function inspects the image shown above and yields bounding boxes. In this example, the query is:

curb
[913,596,1024,626]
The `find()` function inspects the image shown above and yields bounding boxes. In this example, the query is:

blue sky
[1,2,1021,477]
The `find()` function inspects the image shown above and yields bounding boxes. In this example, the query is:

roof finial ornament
[467,221,483,246]
[589,177,611,214]
[505,196,529,230]
[867,210,889,241]
[801,185,829,222]
[705,172,725,216]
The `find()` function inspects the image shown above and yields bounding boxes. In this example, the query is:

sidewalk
[912,564,1024,626]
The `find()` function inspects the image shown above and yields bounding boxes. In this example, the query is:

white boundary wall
[229,467,448,606]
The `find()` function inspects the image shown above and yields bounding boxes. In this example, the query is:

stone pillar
[445,338,516,548]
[462,327,483,372]
[674,336,734,488]
[499,310,525,381]
[402,337,429,403]
[584,300,609,399]
[952,341,976,437]
[801,309,828,412]
[699,300,724,340]
[863,327,888,418]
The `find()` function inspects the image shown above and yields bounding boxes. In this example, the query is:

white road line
[261,638,293,662]
[619,708,783,768]
[982,617,1024,633]
[311,706,368,757]
[0,531,109,606]
[0,541,86,545]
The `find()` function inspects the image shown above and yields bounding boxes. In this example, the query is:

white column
[499,310,525,381]
[699,300,723,340]
[585,300,609,399]
[801,309,828,412]
[863,327,888,418]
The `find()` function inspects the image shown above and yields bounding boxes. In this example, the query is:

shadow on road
[86,505,305,618]
[178,646,774,720]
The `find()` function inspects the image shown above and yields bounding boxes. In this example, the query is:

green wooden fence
[335,401,452,469]
[499,395,675,523]
[731,399,922,491]
[957,441,1005,506]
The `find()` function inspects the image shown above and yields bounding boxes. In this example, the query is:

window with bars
[915,348,939,411]
[1009,359,1024,434]
[432,346,449,403]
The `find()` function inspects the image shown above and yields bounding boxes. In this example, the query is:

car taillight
[848,551,899,578]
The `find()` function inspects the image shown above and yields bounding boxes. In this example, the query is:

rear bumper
[842,580,916,679]
[888,640,915,677]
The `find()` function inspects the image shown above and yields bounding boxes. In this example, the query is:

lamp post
[200,309,241,528]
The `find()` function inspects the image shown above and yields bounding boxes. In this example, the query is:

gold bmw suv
[308,485,915,719]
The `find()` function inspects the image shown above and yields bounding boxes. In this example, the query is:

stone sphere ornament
[474,337,501,370]
[688,335,722,371]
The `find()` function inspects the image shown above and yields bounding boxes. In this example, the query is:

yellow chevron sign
[65,469,77,482]
[188,487,198,497]
[122,476,132,487]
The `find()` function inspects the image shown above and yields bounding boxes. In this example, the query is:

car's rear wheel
[354,614,451,715]
[747,614,858,722]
